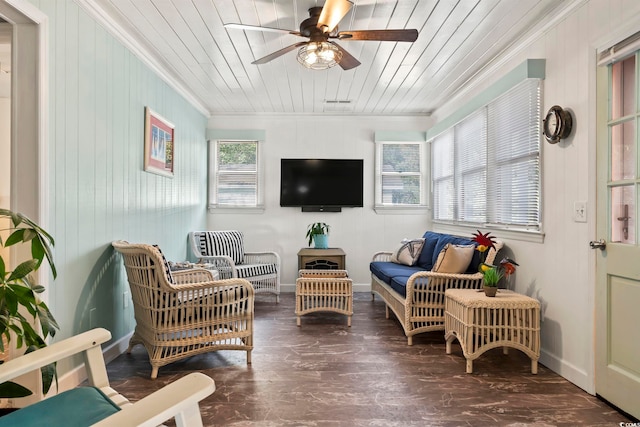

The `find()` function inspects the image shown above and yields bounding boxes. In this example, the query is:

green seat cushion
[0,386,120,427]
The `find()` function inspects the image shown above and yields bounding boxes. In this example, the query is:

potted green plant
[481,266,502,297]
[305,222,330,249]
[0,209,59,398]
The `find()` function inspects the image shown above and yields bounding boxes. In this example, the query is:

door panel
[596,54,640,419]
[609,276,640,374]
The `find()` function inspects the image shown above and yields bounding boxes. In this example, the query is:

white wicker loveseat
[189,230,281,302]
[370,231,502,345]
[112,240,254,379]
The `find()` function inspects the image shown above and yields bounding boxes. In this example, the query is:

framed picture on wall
[144,107,175,178]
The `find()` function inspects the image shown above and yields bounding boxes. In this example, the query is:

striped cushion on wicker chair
[200,230,245,264]
[236,263,278,279]
[189,231,281,302]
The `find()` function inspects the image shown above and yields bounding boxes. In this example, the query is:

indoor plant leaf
[0,380,33,398]
[21,228,36,243]
[40,362,57,395]
[0,209,59,400]
[7,260,37,282]
[4,229,25,247]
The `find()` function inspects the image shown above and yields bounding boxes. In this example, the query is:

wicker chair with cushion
[189,230,281,302]
[0,328,215,427]
[112,240,254,379]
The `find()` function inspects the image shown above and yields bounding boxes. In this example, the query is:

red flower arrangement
[472,230,519,287]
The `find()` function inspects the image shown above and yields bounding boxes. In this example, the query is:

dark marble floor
[106,293,631,426]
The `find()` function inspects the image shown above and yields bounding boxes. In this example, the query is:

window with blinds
[375,142,428,209]
[431,79,541,230]
[209,140,261,209]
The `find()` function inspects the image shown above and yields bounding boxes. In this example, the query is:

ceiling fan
[224,0,418,70]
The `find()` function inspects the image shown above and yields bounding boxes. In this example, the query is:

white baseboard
[57,331,133,392]
[540,349,594,395]
[280,283,371,293]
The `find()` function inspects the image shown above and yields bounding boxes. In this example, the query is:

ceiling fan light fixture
[297,41,342,70]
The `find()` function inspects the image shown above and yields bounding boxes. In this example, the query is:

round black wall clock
[543,105,573,144]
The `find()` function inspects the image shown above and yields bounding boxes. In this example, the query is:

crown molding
[75,0,211,117]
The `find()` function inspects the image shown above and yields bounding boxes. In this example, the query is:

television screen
[280,159,364,209]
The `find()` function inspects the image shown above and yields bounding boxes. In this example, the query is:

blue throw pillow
[416,231,442,270]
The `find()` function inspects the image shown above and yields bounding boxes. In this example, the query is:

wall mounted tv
[280,159,364,212]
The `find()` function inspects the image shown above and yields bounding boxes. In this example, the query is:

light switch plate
[574,201,587,222]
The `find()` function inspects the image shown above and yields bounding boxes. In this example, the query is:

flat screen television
[280,159,364,211]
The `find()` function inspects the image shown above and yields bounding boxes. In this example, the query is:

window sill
[432,222,545,243]
[374,205,430,215]
[208,205,265,214]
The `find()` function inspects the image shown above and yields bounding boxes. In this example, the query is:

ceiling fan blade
[337,29,419,42]
[252,42,308,64]
[330,42,361,70]
[224,23,302,37]
[317,0,353,33]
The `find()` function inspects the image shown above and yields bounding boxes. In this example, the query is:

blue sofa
[370,231,502,345]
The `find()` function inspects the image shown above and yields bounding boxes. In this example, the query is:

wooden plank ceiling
[88,0,564,116]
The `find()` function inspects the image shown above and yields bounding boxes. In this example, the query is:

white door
[595,51,640,419]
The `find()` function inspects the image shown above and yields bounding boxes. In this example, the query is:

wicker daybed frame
[112,241,254,379]
[371,240,503,345]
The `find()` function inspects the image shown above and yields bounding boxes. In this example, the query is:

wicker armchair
[189,231,281,302]
[112,240,254,379]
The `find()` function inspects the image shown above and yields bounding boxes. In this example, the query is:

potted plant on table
[306,222,330,249]
[472,230,519,297]
[0,209,59,398]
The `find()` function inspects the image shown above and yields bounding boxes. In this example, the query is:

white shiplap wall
[27,0,208,374]
[206,114,431,287]
[430,0,640,394]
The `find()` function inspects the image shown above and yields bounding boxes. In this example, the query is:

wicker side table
[295,269,353,326]
[444,289,540,374]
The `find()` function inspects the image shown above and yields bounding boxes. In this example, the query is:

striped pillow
[200,231,245,265]
[152,245,175,284]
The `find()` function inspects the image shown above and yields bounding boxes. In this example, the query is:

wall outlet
[574,201,587,222]
[123,291,129,308]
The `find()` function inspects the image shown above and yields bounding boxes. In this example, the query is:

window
[208,140,263,210]
[607,53,638,244]
[375,141,428,211]
[430,79,541,230]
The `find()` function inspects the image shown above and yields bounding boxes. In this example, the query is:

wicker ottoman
[295,269,353,326]
[444,289,540,374]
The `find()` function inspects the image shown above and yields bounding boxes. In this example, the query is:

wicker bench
[295,269,353,326]
[370,231,502,345]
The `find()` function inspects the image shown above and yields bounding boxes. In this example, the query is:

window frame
[374,140,430,214]
[208,139,264,213]
[429,78,542,234]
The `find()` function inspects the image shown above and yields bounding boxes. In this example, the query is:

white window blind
[430,79,541,230]
[487,79,541,227]
[432,130,454,221]
[456,110,487,223]
[209,140,261,208]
